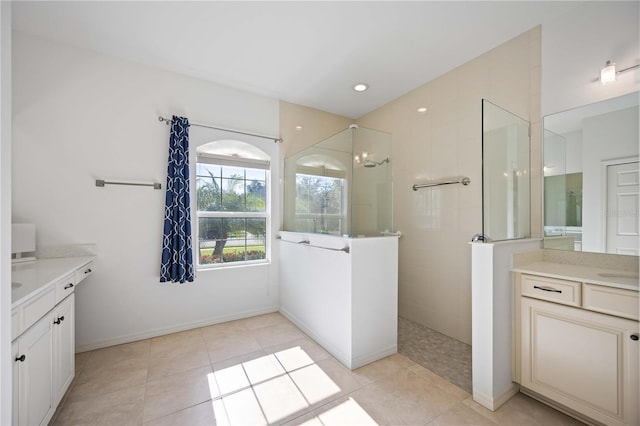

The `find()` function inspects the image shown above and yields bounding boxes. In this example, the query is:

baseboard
[75,305,279,353]
[473,383,520,411]
[519,387,600,426]
[351,345,397,370]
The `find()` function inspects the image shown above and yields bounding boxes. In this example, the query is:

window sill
[196,259,270,272]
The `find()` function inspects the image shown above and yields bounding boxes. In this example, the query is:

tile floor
[398,317,472,394]
[52,313,584,425]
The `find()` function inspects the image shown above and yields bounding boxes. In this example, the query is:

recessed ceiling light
[417,107,428,113]
[295,125,303,130]
[353,83,369,92]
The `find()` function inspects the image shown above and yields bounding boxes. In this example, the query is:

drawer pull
[533,285,562,294]
[85,268,92,274]
[631,334,639,341]
[53,316,65,325]
[15,354,26,362]
[64,283,74,290]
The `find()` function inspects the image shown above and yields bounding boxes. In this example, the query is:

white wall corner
[0,2,11,424]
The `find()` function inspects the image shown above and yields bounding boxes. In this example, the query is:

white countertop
[513,261,639,291]
[12,256,94,307]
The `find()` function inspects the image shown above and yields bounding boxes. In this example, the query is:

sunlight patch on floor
[301,398,379,426]
[207,344,359,424]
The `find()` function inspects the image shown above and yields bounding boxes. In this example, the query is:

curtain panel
[160,115,194,283]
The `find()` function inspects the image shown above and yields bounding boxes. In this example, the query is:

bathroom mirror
[543,91,639,255]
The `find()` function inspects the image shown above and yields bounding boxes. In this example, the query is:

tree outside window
[196,161,268,266]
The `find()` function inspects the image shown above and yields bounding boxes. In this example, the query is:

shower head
[363,158,390,168]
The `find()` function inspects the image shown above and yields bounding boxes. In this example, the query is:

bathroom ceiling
[12,1,582,119]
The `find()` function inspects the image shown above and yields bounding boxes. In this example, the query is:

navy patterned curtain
[160,116,194,283]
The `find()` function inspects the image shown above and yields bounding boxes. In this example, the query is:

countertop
[12,256,94,307]
[513,261,639,292]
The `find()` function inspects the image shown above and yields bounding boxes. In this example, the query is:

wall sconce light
[600,60,640,85]
[600,61,617,84]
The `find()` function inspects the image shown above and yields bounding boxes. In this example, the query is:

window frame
[195,153,270,269]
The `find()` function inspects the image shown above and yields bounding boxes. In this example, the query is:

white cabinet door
[12,340,19,426]
[52,293,75,406]
[521,297,639,426]
[15,314,54,426]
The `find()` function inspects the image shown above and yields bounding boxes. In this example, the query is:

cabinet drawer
[75,261,94,284]
[583,284,639,321]
[521,274,581,307]
[22,286,56,333]
[55,274,76,304]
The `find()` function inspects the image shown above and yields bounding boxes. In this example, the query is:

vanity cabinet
[13,295,75,426]
[515,273,639,426]
[52,294,75,407]
[11,257,93,426]
[13,312,54,426]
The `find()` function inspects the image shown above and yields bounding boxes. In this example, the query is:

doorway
[606,160,639,255]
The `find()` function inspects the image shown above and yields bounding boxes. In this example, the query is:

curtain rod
[158,116,283,143]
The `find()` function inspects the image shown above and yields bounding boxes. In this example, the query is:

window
[196,153,268,267]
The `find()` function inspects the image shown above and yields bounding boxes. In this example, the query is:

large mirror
[543,92,639,255]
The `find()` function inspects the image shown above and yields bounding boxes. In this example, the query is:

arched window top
[197,139,270,162]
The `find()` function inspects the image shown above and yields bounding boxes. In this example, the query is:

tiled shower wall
[357,27,542,344]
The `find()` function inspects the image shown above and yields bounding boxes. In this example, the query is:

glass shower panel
[482,100,530,241]
[352,126,393,236]
[284,128,353,236]
[283,125,392,237]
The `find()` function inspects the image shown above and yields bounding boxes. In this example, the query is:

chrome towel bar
[277,236,350,253]
[413,177,470,191]
[96,179,162,190]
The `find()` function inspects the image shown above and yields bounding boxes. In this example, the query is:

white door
[606,161,639,255]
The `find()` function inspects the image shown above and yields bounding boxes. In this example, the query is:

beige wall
[357,27,542,344]
[279,100,352,157]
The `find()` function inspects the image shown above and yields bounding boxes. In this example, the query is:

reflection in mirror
[543,92,639,255]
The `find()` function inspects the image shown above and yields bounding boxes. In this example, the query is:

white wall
[12,32,281,351]
[542,1,640,116]
[565,130,583,175]
[0,3,11,423]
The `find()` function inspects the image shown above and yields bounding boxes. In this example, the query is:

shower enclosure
[283,125,393,237]
[279,125,397,370]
